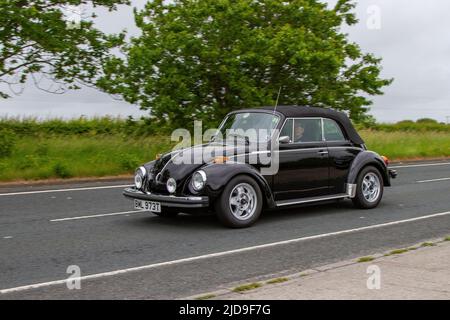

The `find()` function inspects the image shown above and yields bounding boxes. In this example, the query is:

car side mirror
[208,130,219,142]
[278,136,291,144]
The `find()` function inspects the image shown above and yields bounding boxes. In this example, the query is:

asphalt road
[0,160,449,299]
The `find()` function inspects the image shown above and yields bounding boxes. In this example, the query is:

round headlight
[135,173,143,189]
[134,166,146,190]
[192,170,206,191]
[166,178,177,194]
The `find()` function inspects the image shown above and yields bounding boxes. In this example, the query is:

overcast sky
[1,0,449,123]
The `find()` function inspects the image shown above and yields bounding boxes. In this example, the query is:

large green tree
[0,0,128,98]
[100,0,392,129]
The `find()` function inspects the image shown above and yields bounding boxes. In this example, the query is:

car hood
[145,141,255,188]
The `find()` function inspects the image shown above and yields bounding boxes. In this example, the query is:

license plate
[134,199,161,213]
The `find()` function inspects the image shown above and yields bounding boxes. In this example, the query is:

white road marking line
[391,162,450,169]
[3,236,13,239]
[0,185,132,197]
[417,177,450,183]
[2,210,450,295]
[50,210,143,222]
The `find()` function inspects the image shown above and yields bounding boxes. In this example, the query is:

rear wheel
[352,166,384,209]
[214,175,263,228]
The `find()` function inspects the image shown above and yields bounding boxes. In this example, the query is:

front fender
[347,151,391,187]
[200,162,276,208]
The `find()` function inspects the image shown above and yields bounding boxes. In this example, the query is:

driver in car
[294,123,305,142]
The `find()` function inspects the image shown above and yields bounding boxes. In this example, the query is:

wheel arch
[347,151,391,187]
[201,163,276,208]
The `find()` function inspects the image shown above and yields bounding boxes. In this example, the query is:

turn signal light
[213,156,229,164]
[381,155,390,165]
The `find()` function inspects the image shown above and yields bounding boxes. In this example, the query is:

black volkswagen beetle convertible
[124,106,397,228]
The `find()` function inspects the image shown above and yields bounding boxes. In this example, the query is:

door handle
[318,150,329,155]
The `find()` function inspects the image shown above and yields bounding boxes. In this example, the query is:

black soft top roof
[257,105,365,145]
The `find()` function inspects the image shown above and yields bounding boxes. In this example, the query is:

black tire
[214,175,263,228]
[352,166,384,209]
[152,208,179,218]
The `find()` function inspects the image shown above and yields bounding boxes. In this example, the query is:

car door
[323,118,362,194]
[273,118,330,201]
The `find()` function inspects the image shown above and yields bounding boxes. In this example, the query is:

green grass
[384,243,438,256]
[0,135,172,181]
[358,256,375,263]
[386,248,410,256]
[421,242,436,247]
[266,277,289,285]
[195,294,216,300]
[370,121,450,133]
[444,237,450,242]
[232,282,262,293]
[361,130,450,160]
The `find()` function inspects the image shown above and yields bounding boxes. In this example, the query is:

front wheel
[352,166,384,209]
[214,175,263,228]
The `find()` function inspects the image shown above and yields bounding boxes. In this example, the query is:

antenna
[273,86,282,114]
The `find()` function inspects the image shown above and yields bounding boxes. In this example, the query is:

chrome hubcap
[362,172,381,203]
[229,183,257,220]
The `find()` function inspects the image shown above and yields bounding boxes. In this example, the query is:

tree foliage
[0,0,128,98]
[99,0,392,130]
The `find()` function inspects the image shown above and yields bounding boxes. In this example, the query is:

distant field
[361,130,450,160]
[0,117,449,182]
[0,135,172,182]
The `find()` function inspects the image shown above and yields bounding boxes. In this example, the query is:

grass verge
[385,248,410,256]
[0,135,172,181]
[361,130,450,160]
[195,294,216,300]
[266,277,289,285]
[421,242,437,247]
[0,128,448,182]
[232,282,262,293]
[358,256,375,263]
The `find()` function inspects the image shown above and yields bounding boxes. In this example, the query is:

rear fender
[347,151,391,189]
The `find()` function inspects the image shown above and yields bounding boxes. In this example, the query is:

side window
[323,118,346,141]
[293,119,323,143]
[280,119,293,142]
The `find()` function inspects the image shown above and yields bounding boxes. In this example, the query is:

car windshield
[214,112,280,143]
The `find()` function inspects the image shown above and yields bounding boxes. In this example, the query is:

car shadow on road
[122,199,362,230]
[123,211,224,230]
[260,199,355,221]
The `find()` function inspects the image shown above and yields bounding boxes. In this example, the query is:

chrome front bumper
[123,187,209,208]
